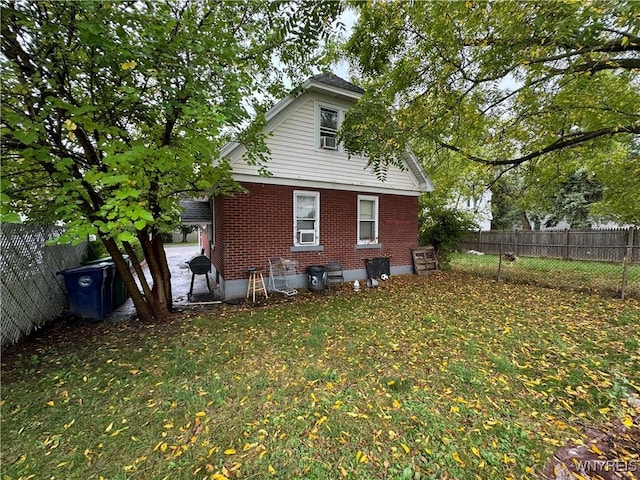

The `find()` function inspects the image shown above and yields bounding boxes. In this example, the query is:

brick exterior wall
[213,182,418,280]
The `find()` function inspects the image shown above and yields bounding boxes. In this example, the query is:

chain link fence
[456,228,639,300]
[1,223,87,347]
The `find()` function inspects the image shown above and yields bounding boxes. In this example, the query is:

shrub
[419,199,476,266]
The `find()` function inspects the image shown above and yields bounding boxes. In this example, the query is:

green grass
[450,252,640,299]
[1,273,639,480]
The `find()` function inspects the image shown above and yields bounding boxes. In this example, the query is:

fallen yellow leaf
[589,444,604,456]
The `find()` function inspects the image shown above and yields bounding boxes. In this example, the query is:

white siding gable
[226,91,430,196]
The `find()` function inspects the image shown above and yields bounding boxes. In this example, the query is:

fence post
[514,230,519,257]
[498,240,503,281]
[563,228,570,260]
[621,227,635,300]
[477,230,482,252]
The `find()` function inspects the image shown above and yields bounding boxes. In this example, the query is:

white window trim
[357,195,379,245]
[315,101,345,151]
[293,190,320,247]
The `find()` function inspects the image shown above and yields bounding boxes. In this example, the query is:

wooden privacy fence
[1,223,86,348]
[461,228,638,264]
[457,227,639,299]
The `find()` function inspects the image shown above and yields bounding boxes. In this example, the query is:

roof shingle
[179,200,211,224]
[310,73,365,94]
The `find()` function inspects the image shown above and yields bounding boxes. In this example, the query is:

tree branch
[436,123,640,166]
[549,58,640,74]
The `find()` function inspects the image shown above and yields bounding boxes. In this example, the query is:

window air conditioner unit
[320,136,338,150]
[298,230,316,245]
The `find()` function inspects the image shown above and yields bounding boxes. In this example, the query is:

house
[452,189,493,231]
[182,74,433,299]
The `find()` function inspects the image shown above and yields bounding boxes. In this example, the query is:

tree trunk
[122,240,153,302]
[152,231,173,312]
[101,236,154,323]
[137,229,173,320]
[99,232,174,323]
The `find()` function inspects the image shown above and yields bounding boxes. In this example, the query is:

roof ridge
[310,73,365,94]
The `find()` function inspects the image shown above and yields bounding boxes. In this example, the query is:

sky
[331,7,358,80]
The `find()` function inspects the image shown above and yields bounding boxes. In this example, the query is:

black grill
[186,254,212,300]
[187,254,211,275]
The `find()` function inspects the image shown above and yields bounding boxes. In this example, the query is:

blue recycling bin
[58,264,112,322]
[82,256,130,307]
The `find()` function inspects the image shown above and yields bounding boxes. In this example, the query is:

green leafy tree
[589,147,640,225]
[1,0,341,322]
[178,224,197,243]
[341,0,639,224]
[490,174,527,230]
[544,169,603,228]
[419,196,477,266]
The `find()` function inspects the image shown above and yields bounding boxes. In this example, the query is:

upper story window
[357,195,379,244]
[294,190,320,246]
[319,106,339,150]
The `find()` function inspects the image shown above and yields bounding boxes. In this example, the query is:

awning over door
[179,200,212,225]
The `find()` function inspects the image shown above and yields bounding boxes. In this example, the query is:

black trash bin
[112,256,131,307]
[364,257,391,279]
[58,264,111,322]
[306,265,326,293]
[82,255,131,307]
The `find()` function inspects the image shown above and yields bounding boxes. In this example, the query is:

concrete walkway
[106,243,223,322]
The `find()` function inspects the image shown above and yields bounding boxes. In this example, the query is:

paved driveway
[106,243,221,321]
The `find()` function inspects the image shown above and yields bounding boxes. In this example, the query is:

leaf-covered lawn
[450,252,640,300]
[2,272,639,480]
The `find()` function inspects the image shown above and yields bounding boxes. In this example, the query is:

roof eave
[400,150,433,193]
[302,79,363,102]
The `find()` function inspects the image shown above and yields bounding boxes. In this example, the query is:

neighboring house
[182,74,433,299]
[452,190,493,231]
[527,215,629,231]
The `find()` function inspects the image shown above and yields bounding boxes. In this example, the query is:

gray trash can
[306,265,326,293]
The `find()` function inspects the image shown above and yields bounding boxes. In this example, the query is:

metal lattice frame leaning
[1,224,86,347]
[268,257,298,297]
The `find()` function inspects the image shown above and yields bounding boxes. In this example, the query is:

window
[294,191,320,246]
[358,195,378,244]
[319,106,339,150]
